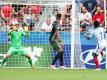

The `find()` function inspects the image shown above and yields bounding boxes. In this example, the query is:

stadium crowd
[0,0,106,32]
[0,3,72,31]
[80,0,107,31]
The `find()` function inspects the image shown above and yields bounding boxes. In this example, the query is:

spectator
[82,0,97,15]
[30,5,40,21]
[0,21,10,31]
[65,4,72,19]
[51,9,59,23]
[12,4,23,15]
[80,7,92,30]
[23,7,35,31]
[58,4,66,15]
[20,0,27,3]
[8,14,18,26]
[93,6,104,26]
[41,16,52,32]
[63,17,71,31]
[0,9,2,27]
[21,5,27,14]
[1,4,13,26]
[97,0,104,11]
[61,4,72,28]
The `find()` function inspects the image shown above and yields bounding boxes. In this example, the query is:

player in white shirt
[83,20,107,70]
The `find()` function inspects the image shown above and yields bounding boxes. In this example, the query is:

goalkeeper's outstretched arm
[22,23,29,38]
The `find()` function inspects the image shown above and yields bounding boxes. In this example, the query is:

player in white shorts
[83,20,107,69]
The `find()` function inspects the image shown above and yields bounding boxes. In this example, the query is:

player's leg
[1,47,14,67]
[50,41,64,69]
[99,42,106,58]
[1,54,11,67]
[93,53,100,69]
[93,45,103,69]
[25,54,33,68]
[18,48,33,68]
[58,49,64,68]
[50,41,60,65]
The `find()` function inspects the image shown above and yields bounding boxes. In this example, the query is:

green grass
[0,68,107,80]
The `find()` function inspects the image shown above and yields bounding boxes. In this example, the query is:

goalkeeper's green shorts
[7,47,27,56]
[50,41,61,50]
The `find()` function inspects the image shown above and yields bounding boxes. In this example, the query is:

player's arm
[82,30,91,40]
[83,33,91,40]
[24,26,29,38]
[8,28,14,36]
[23,23,29,38]
[8,30,12,36]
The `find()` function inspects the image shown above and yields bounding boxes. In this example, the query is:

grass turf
[0,68,107,80]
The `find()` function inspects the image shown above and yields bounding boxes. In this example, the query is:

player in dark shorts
[49,14,64,69]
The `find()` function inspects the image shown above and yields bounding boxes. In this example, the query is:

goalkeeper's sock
[59,52,64,66]
[52,53,60,65]
[93,55,100,69]
[28,58,33,67]
[1,58,8,67]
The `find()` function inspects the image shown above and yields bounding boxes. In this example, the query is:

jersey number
[99,32,104,39]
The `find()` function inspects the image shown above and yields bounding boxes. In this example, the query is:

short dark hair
[56,14,61,20]
[94,20,100,28]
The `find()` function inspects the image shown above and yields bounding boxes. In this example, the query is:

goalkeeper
[1,21,33,68]
[49,14,64,69]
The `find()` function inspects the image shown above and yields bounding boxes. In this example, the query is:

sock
[93,55,99,69]
[28,58,33,67]
[59,52,64,66]
[52,53,60,65]
[1,58,8,67]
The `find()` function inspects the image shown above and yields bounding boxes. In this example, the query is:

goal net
[0,0,106,69]
[0,1,72,68]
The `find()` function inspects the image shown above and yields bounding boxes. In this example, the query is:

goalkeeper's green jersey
[9,31,28,48]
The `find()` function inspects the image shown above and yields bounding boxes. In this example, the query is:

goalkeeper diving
[1,21,33,68]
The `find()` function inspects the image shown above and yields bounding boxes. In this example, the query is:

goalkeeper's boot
[0,63,4,68]
[31,65,35,68]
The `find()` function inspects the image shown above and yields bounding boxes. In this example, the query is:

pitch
[0,68,107,80]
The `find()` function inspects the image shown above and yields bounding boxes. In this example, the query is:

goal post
[71,0,86,69]
[104,0,107,69]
